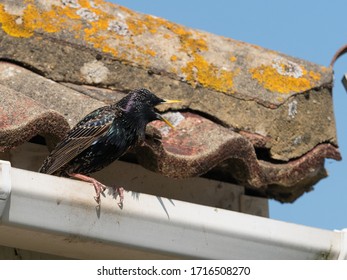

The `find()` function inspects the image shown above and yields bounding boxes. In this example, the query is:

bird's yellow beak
[162,99,181,104]
[156,113,175,129]
[156,99,181,128]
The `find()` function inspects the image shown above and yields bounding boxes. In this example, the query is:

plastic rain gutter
[0,160,346,259]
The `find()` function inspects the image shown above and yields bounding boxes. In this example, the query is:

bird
[39,88,180,207]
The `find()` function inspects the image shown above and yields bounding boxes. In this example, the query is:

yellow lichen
[81,3,121,58]
[320,65,330,72]
[144,48,156,57]
[125,14,171,36]
[250,64,322,94]
[117,5,135,16]
[92,0,107,5]
[165,23,208,53]
[24,4,62,33]
[0,4,33,37]
[125,12,208,54]
[102,45,118,56]
[0,1,84,38]
[134,14,231,91]
[0,0,240,94]
[230,56,237,62]
[309,70,321,81]
[78,0,92,8]
[182,54,237,93]
[125,17,145,36]
[170,55,178,62]
[182,37,208,53]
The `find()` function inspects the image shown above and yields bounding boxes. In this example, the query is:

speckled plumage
[39,88,178,205]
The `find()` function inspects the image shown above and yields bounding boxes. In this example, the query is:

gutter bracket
[0,160,11,218]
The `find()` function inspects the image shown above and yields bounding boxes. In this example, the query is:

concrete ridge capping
[0,0,341,201]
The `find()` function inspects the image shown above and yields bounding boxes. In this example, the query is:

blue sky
[111,0,347,230]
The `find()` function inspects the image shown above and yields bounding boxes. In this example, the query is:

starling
[39,88,180,206]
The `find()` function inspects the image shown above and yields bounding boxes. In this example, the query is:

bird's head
[121,88,181,128]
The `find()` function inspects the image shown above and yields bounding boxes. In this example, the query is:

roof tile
[0,84,69,152]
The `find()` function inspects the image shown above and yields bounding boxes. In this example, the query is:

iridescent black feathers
[39,88,177,177]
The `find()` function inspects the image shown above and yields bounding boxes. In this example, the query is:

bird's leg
[110,186,124,209]
[115,187,124,209]
[69,173,106,204]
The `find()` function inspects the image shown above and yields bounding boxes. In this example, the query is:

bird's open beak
[156,99,181,128]
[155,113,175,129]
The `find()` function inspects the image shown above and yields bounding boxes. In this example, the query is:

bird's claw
[93,182,107,205]
[115,187,124,209]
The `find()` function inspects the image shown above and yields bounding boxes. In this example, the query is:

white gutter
[0,160,11,218]
[0,159,346,259]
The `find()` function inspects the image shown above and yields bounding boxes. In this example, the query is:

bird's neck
[121,110,149,140]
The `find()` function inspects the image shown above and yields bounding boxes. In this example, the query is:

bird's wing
[40,107,120,175]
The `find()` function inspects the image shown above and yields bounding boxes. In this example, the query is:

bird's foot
[116,187,125,209]
[93,181,107,205]
[69,173,106,205]
[111,186,124,209]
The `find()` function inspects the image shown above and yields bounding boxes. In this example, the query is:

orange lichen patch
[143,15,163,34]
[309,70,321,81]
[117,4,136,16]
[182,54,237,93]
[125,14,169,36]
[80,4,123,58]
[170,55,178,62]
[84,29,119,57]
[320,65,330,72]
[24,4,62,33]
[0,0,120,47]
[125,12,208,54]
[78,0,92,8]
[0,1,83,38]
[181,37,208,53]
[0,4,33,37]
[2,0,243,90]
[102,45,118,56]
[168,24,188,37]
[92,0,107,5]
[145,49,156,57]
[250,64,322,94]
[0,0,211,69]
[167,24,208,53]
[125,17,145,36]
[60,6,81,20]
